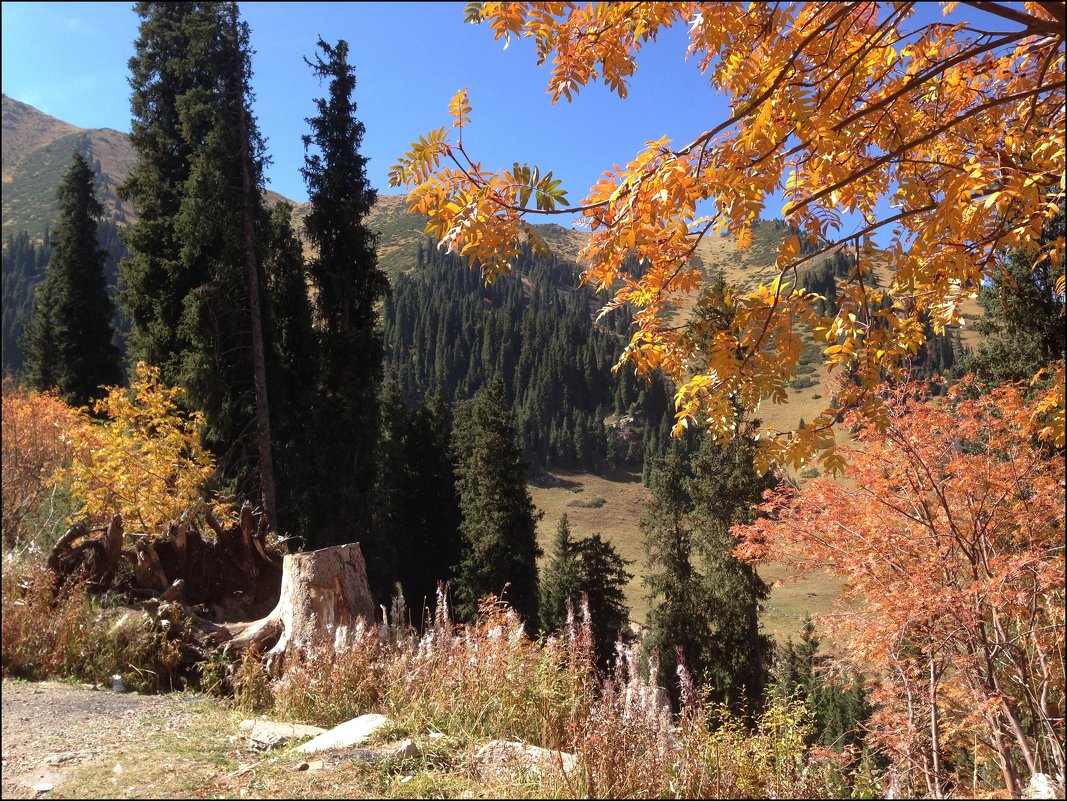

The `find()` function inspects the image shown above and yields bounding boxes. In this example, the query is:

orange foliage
[390,2,1066,470]
[1,386,88,546]
[735,380,1065,796]
[63,363,220,533]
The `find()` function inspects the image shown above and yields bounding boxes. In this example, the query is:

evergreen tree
[686,428,776,712]
[301,38,390,553]
[539,514,581,634]
[774,618,872,751]
[376,380,463,617]
[263,201,318,540]
[641,428,774,713]
[2,230,50,375]
[571,532,632,670]
[120,2,275,508]
[540,514,632,668]
[22,153,121,405]
[451,376,543,628]
[964,206,1065,384]
[641,447,707,710]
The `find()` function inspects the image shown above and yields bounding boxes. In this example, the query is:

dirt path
[1,679,224,799]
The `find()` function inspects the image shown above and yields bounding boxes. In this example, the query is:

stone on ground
[297,713,391,753]
[473,739,577,779]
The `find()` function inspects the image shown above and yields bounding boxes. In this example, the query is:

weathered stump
[226,543,376,672]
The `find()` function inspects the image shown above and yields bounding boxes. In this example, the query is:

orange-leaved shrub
[1,554,184,691]
[736,379,1066,797]
[1,385,88,547]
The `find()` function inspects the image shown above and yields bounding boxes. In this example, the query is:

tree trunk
[226,543,376,672]
[230,3,277,530]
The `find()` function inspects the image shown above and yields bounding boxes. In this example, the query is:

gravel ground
[1,679,211,799]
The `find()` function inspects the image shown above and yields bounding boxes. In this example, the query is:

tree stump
[226,543,376,672]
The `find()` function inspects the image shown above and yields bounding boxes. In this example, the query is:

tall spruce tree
[376,379,463,617]
[23,152,121,405]
[640,447,708,709]
[451,376,542,628]
[641,428,774,713]
[120,2,276,511]
[301,38,389,553]
[263,201,318,539]
[686,428,776,712]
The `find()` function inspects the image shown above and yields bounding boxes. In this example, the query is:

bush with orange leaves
[1,384,89,547]
[735,379,1065,797]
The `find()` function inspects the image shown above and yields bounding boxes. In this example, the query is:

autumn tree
[23,153,121,406]
[735,381,1066,797]
[390,2,1067,467]
[301,38,390,550]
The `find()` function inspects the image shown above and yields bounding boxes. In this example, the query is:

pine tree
[640,447,707,709]
[376,381,463,618]
[451,376,543,628]
[120,2,275,509]
[641,427,774,713]
[301,38,390,552]
[686,428,776,712]
[264,201,318,540]
[774,617,872,751]
[23,153,121,405]
[571,532,632,669]
[964,206,1065,384]
[539,513,581,634]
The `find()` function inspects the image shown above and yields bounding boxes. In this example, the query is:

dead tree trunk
[226,543,376,672]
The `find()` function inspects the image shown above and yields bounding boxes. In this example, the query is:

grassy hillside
[528,467,844,639]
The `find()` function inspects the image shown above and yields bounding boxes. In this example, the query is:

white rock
[247,720,326,749]
[473,739,577,779]
[297,713,391,754]
[1025,773,1060,800]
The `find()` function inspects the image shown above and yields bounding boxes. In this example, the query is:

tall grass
[264,591,867,798]
[1,554,185,692]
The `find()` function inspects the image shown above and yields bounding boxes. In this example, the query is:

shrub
[566,496,607,509]
[1,386,87,548]
[64,362,221,532]
[1,553,184,691]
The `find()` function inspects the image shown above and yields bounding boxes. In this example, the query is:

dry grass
[1,555,186,692]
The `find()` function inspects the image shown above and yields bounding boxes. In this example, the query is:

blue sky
[1,1,720,208]
[2,1,1009,241]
